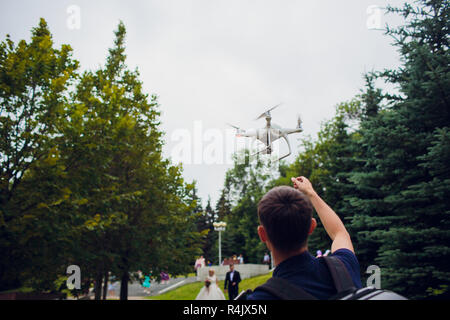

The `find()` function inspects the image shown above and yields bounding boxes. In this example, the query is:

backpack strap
[254,277,318,300]
[322,256,357,295]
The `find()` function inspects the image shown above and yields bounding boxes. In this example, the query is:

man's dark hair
[258,186,313,253]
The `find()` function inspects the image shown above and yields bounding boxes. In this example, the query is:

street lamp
[213,221,227,265]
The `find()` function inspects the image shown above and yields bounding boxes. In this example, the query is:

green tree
[66,22,204,299]
[0,18,79,291]
[201,197,219,264]
[346,0,449,299]
[0,19,204,299]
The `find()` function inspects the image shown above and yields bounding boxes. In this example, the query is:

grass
[149,271,273,300]
[173,273,196,278]
[0,287,34,294]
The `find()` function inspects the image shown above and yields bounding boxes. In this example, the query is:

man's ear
[257,225,267,243]
[308,218,317,235]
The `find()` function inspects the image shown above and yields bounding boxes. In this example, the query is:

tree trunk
[102,272,109,300]
[94,272,103,300]
[119,272,128,300]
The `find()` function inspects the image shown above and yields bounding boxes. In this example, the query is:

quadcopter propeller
[255,103,282,120]
[226,123,240,130]
[227,123,245,137]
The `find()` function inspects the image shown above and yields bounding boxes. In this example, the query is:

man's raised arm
[291,176,354,253]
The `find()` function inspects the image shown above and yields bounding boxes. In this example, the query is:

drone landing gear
[277,151,291,161]
[277,135,292,161]
[252,147,271,156]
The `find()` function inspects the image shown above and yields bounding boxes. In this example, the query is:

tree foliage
[345,0,449,299]
[0,20,203,299]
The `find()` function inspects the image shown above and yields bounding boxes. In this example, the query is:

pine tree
[338,75,385,274]
[346,0,449,299]
[215,188,232,221]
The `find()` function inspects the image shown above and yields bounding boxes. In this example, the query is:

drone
[228,104,303,161]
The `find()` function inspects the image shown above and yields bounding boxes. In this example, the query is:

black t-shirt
[247,249,363,300]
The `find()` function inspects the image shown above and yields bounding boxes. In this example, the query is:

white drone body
[228,104,303,161]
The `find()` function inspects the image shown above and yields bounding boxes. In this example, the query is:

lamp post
[213,221,227,265]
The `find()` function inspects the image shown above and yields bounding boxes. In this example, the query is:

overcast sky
[0,0,408,206]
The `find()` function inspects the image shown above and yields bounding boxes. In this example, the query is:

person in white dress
[194,255,206,271]
[195,269,226,300]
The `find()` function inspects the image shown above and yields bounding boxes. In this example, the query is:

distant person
[207,260,212,267]
[316,249,330,258]
[238,254,244,264]
[195,255,206,271]
[223,257,232,266]
[142,275,151,295]
[263,252,270,265]
[108,281,117,298]
[224,264,241,300]
[195,269,226,300]
[160,269,170,285]
[246,177,362,300]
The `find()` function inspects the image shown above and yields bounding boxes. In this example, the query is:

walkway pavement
[104,276,197,299]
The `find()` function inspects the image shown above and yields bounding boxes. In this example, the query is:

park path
[106,276,197,300]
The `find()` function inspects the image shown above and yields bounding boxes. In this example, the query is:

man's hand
[291,176,316,197]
